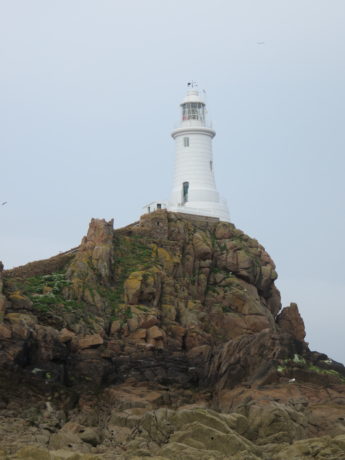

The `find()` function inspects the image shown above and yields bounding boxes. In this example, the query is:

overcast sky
[1,0,344,363]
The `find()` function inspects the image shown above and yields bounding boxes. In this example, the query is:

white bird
[256,41,265,45]
[288,378,296,383]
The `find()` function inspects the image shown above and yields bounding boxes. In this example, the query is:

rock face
[0,210,344,459]
[276,301,306,341]
[66,218,114,303]
[0,262,8,319]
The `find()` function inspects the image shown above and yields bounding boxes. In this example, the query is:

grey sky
[1,1,345,363]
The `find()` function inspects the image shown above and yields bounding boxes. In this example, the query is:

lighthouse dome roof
[181,90,205,106]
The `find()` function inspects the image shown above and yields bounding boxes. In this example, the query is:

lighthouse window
[182,102,205,121]
[210,161,213,171]
[183,137,189,147]
[183,181,189,203]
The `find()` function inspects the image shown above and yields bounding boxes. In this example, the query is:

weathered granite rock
[276,302,306,342]
[0,261,8,319]
[78,334,104,350]
[66,218,114,303]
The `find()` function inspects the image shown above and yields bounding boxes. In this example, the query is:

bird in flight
[256,41,265,45]
[1,202,7,206]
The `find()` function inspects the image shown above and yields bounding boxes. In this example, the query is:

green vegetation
[276,354,345,383]
[277,365,286,374]
[218,242,227,251]
[113,235,154,277]
[8,272,85,313]
[210,267,223,275]
[292,354,306,365]
[307,364,345,382]
[102,234,156,320]
[209,231,217,248]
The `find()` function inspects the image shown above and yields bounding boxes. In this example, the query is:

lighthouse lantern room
[167,87,230,222]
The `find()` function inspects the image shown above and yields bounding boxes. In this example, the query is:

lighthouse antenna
[187,81,198,88]
[202,88,208,106]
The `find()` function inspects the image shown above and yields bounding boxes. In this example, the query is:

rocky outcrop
[0,262,8,320]
[0,211,344,459]
[4,388,345,459]
[204,329,307,390]
[66,218,114,304]
[276,302,306,341]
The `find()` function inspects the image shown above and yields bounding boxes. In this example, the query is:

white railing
[173,119,213,130]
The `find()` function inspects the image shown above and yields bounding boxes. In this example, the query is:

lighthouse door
[182,182,189,204]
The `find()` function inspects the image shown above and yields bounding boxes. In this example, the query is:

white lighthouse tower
[167,86,230,222]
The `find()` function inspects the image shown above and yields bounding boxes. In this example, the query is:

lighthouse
[167,87,230,222]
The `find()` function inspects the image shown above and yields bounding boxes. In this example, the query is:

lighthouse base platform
[168,201,230,223]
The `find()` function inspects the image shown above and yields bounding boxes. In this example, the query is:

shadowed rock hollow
[1,211,344,459]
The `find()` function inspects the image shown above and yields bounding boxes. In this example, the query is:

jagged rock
[204,329,307,390]
[0,262,8,319]
[66,218,114,303]
[276,302,306,341]
[245,401,307,444]
[1,211,345,459]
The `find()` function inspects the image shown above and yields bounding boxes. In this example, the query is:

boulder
[8,292,33,311]
[78,334,104,349]
[110,320,121,335]
[59,328,76,343]
[79,427,100,446]
[192,232,212,260]
[49,430,83,450]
